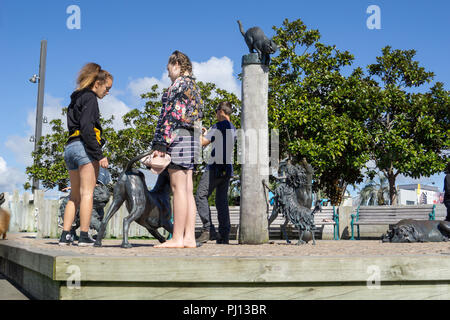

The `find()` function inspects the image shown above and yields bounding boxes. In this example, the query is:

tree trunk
[387,174,397,205]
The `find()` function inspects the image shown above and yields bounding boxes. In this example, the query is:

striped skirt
[167,132,200,170]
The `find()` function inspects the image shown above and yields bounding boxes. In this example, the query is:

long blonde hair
[76,63,113,91]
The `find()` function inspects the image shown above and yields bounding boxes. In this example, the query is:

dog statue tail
[124,151,153,172]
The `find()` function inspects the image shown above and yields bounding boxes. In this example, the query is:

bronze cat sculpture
[237,20,277,65]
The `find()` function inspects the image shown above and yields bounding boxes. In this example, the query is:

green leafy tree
[25,118,70,191]
[358,174,389,206]
[365,46,450,204]
[268,18,374,205]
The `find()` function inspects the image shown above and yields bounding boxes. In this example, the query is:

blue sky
[0,0,449,196]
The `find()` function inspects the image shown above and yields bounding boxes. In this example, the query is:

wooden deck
[1,233,449,300]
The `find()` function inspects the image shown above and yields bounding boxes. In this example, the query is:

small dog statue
[238,20,278,65]
[0,193,11,240]
[265,159,319,245]
[382,219,450,243]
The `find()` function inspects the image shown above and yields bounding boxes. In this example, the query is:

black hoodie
[66,89,105,161]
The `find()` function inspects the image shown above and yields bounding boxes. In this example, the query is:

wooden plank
[35,190,45,239]
[9,190,20,232]
[54,255,450,283]
[0,258,60,300]
[355,205,438,228]
[59,282,450,300]
[48,200,60,239]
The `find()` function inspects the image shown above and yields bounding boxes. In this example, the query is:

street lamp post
[31,40,47,191]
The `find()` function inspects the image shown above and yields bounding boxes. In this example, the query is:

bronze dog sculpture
[265,159,320,245]
[382,219,450,243]
[59,183,111,240]
[94,153,173,248]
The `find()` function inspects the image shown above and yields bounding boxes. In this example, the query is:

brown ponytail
[168,51,193,77]
[76,62,113,91]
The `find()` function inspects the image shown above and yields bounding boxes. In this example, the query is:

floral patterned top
[152,75,203,153]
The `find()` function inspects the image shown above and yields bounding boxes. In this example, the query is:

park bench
[350,204,441,240]
[195,206,339,240]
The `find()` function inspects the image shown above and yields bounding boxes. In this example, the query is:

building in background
[397,184,443,205]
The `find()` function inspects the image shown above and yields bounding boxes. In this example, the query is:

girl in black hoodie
[59,63,113,246]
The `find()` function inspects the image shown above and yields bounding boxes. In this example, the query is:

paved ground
[3,232,450,258]
[0,274,29,300]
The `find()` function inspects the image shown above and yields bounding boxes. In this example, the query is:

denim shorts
[64,140,95,171]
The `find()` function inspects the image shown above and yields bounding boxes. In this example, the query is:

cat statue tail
[237,20,246,37]
[124,151,153,172]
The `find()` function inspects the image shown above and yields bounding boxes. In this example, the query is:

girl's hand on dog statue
[99,157,109,169]
[153,150,166,157]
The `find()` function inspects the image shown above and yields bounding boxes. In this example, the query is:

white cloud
[127,56,241,101]
[26,94,66,137]
[127,72,171,101]
[5,135,33,165]
[98,94,132,130]
[6,93,66,166]
[0,156,27,192]
[193,56,240,96]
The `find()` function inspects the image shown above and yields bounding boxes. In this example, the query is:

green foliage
[25,117,70,191]
[269,18,373,205]
[358,175,389,206]
[365,46,450,204]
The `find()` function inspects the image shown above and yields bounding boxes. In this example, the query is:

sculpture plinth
[239,54,270,244]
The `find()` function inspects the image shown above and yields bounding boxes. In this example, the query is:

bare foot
[154,239,184,248]
[183,240,197,248]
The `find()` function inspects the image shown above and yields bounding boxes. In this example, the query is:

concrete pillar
[239,53,269,244]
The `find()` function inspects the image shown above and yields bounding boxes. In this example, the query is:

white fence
[2,190,447,240]
[2,190,154,239]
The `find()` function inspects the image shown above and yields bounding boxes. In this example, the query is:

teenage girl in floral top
[152,51,203,248]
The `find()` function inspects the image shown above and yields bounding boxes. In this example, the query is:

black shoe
[70,229,79,241]
[196,231,210,243]
[59,231,73,246]
[216,234,229,244]
[78,232,95,247]
[209,232,218,241]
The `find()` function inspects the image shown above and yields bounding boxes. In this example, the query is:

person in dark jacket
[195,101,236,244]
[59,63,113,247]
[444,162,450,222]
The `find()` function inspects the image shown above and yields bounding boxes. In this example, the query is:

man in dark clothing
[196,102,236,244]
[444,163,450,222]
